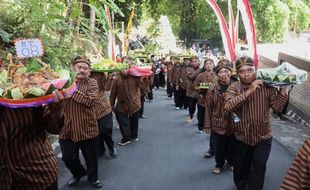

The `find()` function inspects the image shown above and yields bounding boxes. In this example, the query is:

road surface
[54,89,295,190]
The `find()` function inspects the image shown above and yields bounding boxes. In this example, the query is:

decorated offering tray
[0,54,76,108]
[91,59,128,72]
[256,62,307,87]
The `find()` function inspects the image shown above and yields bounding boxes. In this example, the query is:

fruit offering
[91,59,128,72]
[256,62,308,87]
[0,54,76,108]
[128,66,153,77]
[136,58,152,70]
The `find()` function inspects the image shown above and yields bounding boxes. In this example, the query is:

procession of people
[157,53,305,190]
[0,51,309,190]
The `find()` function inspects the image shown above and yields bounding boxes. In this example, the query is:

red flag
[237,0,258,67]
[228,0,236,51]
[206,0,236,62]
[235,10,239,45]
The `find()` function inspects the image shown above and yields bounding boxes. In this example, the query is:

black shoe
[139,115,146,119]
[204,150,215,158]
[98,150,105,157]
[118,140,131,146]
[89,180,102,188]
[68,174,85,187]
[232,184,238,190]
[68,177,80,187]
[132,138,139,142]
[279,115,288,121]
[109,148,117,157]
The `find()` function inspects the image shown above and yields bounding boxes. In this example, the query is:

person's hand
[107,72,114,79]
[48,90,70,118]
[176,85,179,91]
[245,80,264,97]
[279,85,293,97]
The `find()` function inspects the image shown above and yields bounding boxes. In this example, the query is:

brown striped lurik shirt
[204,81,232,135]
[0,106,62,190]
[163,61,174,82]
[149,63,156,85]
[140,78,151,96]
[60,77,99,142]
[280,138,310,190]
[177,66,188,90]
[90,73,113,120]
[110,75,148,116]
[193,71,217,106]
[171,65,182,85]
[186,67,200,98]
[224,81,288,146]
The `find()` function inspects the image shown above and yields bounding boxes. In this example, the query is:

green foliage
[144,41,160,54]
[113,0,144,27]
[26,59,42,72]
[195,0,221,48]
[282,0,310,32]
[255,0,290,42]
[251,0,309,42]
[140,0,309,46]
[0,0,123,68]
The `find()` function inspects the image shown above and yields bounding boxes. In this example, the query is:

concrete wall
[278,53,310,125]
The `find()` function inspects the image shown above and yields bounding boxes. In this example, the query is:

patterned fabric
[177,66,189,90]
[204,81,232,135]
[224,81,288,146]
[60,77,99,142]
[185,67,200,98]
[0,106,62,190]
[280,138,310,190]
[110,75,148,116]
[193,71,217,106]
[91,73,113,119]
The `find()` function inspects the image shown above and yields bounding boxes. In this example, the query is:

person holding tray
[110,67,149,146]
[224,56,290,190]
[204,59,234,174]
[90,71,116,158]
[59,56,102,188]
[177,57,190,110]
[162,56,175,99]
[171,57,182,109]
[185,56,201,123]
[193,58,216,133]
[0,90,67,190]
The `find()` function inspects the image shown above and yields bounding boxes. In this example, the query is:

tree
[113,0,144,27]
[252,0,290,43]
[0,0,123,67]
[282,0,310,32]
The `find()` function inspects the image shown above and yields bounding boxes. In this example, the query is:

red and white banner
[237,0,258,67]
[206,0,236,63]
[228,0,236,51]
[105,5,116,61]
[235,10,239,46]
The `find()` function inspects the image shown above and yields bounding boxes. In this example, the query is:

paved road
[56,89,294,190]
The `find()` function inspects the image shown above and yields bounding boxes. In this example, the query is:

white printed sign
[14,38,44,58]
